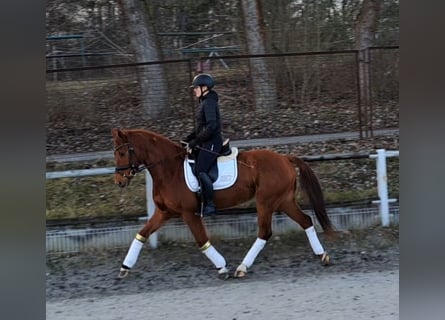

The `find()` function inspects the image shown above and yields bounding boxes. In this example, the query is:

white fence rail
[46,149,399,251]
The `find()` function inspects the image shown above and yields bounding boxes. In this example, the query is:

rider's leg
[195,146,219,217]
[198,172,217,216]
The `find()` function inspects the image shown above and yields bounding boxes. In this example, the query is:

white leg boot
[235,238,267,277]
[119,233,146,278]
[305,226,330,265]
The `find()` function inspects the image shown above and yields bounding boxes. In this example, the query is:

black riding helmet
[191,73,215,89]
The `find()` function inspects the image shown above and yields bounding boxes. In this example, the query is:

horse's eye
[119,152,125,157]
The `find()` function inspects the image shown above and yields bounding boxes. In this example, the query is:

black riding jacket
[187,90,223,147]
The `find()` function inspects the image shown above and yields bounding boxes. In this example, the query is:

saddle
[185,139,232,180]
[184,139,239,192]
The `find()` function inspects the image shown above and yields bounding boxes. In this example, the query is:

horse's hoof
[218,273,229,280]
[320,252,330,266]
[234,270,247,278]
[234,264,247,278]
[118,267,130,279]
[218,267,229,280]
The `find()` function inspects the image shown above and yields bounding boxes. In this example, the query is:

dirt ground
[46,225,399,319]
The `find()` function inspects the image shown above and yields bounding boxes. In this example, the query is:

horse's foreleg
[118,208,168,278]
[199,240,229,279]
[183,214,229,279]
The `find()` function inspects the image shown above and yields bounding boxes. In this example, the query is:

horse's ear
[111,128,125,140]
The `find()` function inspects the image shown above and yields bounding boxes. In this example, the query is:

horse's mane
[124,128,173,142]
[123,128,185,158]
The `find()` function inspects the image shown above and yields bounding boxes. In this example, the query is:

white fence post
[145,170,158,249]
[376,149,390,227]
[370,149,399,226]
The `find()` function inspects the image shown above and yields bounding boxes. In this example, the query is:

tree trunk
[241,0,277,111]
[354,0,382,136]
[120,0,169,119]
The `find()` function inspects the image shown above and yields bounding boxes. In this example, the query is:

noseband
[114,143,146,179]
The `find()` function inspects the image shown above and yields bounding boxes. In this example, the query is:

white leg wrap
[122,239,144,268]
[241,238,267,268]
[305,226,325,255]
[202,245,226,269]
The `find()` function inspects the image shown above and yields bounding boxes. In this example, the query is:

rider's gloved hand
[188,139,198,150]
[183,132,196,143]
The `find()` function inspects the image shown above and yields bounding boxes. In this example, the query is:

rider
[183,73,223,217]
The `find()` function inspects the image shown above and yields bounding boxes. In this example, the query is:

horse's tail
[288,156,336,239]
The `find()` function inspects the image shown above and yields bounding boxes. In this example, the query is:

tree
[354,0,382,136]
[355,0,382,50]
[240,0,277,111]
[119,0,169,119]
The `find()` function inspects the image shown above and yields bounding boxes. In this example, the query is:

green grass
[46,158,399,220]
[46,174,147,219]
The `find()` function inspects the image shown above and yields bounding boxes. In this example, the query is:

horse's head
[111,128,145,188]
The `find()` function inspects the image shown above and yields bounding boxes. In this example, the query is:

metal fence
[46,205,399,254]
[46,47,398,156]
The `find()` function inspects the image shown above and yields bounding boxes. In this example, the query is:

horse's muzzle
[117,180,128,188]
[115,175,132,188]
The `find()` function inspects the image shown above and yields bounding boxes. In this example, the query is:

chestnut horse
[112,128,335,279]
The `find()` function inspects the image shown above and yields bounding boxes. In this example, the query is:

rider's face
[193,86,207,98]
[193,86,201,97]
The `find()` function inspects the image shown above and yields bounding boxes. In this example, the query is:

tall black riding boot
[198,172,217,217]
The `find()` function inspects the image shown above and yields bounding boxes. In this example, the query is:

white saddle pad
[184,147,239,192]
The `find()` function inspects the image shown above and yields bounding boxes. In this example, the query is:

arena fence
[46,149,398,254]
[46,205,399,254]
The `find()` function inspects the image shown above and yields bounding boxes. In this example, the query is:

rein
[114,142,186,178]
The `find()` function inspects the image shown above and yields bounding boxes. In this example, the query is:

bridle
[114,143,146,179]
[114,142,187,180]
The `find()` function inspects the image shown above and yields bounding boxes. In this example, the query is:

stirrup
[201,202,217,217]
[203,209,217,217]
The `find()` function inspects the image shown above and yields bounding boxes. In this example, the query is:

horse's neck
[134,133,183,182]
[146,150,183,190]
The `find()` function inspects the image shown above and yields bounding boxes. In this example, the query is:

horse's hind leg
[234,204,273,278]
[280,200,330,265]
